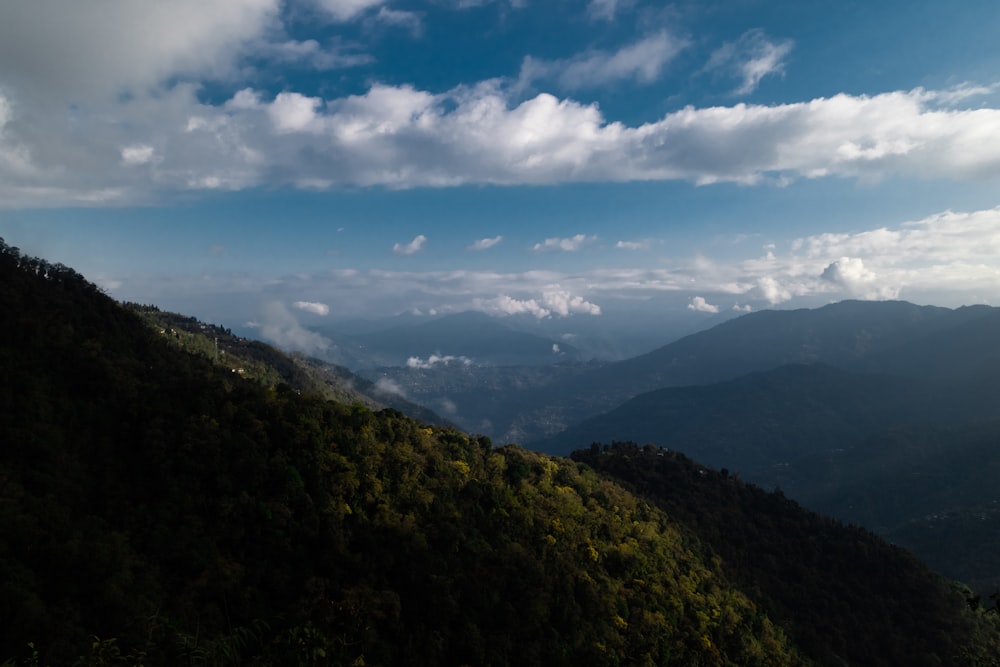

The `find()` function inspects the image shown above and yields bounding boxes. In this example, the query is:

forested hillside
[125,305,448,425]
[2,238,999,666]
[573,443,1000,667]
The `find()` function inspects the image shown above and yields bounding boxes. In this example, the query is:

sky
[2,0,1000,356]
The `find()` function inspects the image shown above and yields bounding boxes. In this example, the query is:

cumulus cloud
[293,300,331,316]
[820,257,897,299]
[687,296,720,313]
[406,354,473,369]
[518,31,687,90]
[533,234,597,252]
[6,76,1000,205]
[468,235,503,250]
[393,234,427,255]
[268,92,322,133]
[755,276,795,304]
[474,289,602,318]
[705,29,793,95]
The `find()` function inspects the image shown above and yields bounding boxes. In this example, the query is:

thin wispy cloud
[393,234,427,255]
[518,31,687,91]
[313,0,387,22]
[468,235,503,251]
[616,240,651,250]
[368,7,422,35]
[259,38,374,70]
[705,29,793,95]
[587,0,629,21]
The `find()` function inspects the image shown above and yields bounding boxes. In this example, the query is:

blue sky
[2,0,1000,353]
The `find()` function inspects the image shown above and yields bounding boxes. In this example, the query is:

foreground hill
[1,238,999,666]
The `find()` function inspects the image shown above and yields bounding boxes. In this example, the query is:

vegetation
[1,238,998,665]
[125,304,448,424]
[573,442,1000,666]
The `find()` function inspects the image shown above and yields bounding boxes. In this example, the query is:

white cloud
[587,0,629,21]
[687,296,720,313]
[705,29,793,95]
[393,234,427,255]
[755,276,794,304]
[533,234,597,252]
[468,235,503,250]
[615,239,650,250]
[121,144,156,166]
[406,354,473,369]
[257,301,332,355]
[374,377,406,397]
[7,79,1000,205]
[268,92,322,133]
[313,0,386,22]
[552,343,561,353]
[475,294,551,318]
[293,300,331,316]
[518,31,686,91]
[260,39,374,70]
[820,257,897,300]
[474,289,602,318]
[370,7,422,35]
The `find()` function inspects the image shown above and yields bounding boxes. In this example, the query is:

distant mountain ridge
[502,300,1000,443]
[530,301,1000,594]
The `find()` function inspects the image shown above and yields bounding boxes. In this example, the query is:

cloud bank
[101,205,1000,326]
[4,71,1000,206]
